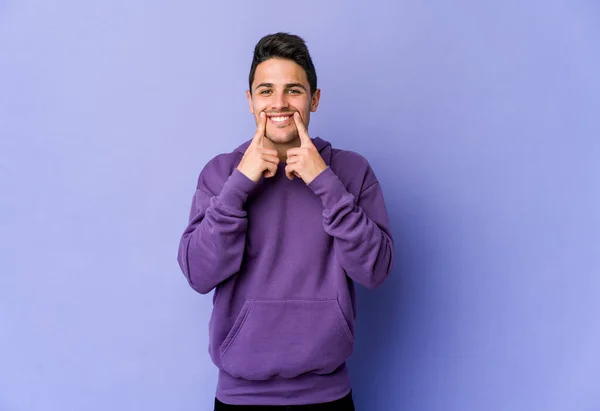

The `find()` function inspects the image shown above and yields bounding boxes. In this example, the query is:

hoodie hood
[235,137,333,164]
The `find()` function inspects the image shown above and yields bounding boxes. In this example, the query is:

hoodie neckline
[235,137,330,154]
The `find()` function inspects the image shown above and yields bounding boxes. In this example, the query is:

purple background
[1,1,599,410]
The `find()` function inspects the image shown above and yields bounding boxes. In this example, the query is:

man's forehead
[253,59,308,86]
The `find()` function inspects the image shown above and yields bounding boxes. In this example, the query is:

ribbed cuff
[216,169,258,211]
[307,167,353,211]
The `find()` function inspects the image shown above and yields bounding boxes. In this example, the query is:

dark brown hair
[248,32,317,95]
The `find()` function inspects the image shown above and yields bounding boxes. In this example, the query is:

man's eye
[287,89,301,94]
[260,90,272,95]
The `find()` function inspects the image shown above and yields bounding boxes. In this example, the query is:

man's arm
[285,113,394,288]
[177,113,277,294]
[308,165,394,289]
[177,167,256,294]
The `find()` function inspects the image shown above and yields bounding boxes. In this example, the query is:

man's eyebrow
[285,83,307,91]
[255,82,273,90]
[254,82,307,91]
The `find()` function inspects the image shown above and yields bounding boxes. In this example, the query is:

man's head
[246,33,321,146]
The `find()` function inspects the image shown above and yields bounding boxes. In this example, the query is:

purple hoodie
[177,137,394,406]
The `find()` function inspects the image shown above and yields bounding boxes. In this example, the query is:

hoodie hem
[215,364,351,406]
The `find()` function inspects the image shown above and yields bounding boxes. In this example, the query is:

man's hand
[237,112,280,183]
[285,112,327,184]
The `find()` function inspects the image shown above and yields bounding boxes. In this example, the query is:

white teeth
[271,116,290,122]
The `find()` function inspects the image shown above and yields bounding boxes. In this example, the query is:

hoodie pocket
[219,298,354,381]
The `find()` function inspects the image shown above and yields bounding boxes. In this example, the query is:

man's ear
[246,90,254,114]
[310,88,321,112]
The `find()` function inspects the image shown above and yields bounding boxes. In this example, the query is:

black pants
[214,390,355,410]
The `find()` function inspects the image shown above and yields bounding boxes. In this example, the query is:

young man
[177,33,394,410]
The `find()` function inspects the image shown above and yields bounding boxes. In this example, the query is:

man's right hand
[237,112,279,182]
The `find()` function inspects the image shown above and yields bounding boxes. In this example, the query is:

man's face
[247,58,320,145]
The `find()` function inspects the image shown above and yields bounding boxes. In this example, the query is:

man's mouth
[267,113,294,126]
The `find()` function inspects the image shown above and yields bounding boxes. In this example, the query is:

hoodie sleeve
[308,164,394,289]
[177,158,257,294]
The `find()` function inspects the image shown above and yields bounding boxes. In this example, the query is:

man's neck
[264,137,301,163]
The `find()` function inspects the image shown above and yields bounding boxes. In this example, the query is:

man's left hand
[285,112,327,184]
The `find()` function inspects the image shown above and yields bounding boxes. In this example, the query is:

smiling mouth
[267,113,294,126]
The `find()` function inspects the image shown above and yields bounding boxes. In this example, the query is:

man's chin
[265,133,299,145]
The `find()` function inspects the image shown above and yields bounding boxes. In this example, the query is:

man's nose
[271,91,289,110]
